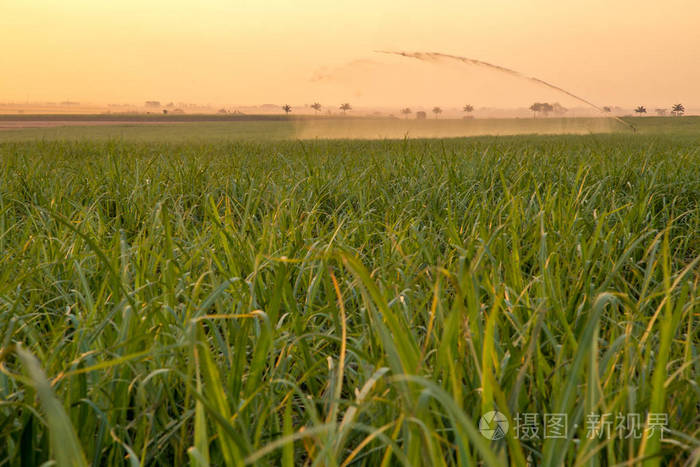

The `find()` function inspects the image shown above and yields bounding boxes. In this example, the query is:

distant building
[145,101,161,108]
[416,111,427,120]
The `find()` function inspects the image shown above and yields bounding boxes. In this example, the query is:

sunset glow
[3,0,699,108]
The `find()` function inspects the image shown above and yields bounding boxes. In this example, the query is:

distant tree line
[279,102,353,115]
[634,103,684,116]
[281,101,687,118]
[528,102,568,118]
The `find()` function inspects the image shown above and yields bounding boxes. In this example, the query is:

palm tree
[401,108,412,118]
[463,104,474,114]
[432,106,442,119]
[671,103,685,116]
[339,103,352,115]
[311,102,322,114]
[282,104,292,115]
[634,105,647,116]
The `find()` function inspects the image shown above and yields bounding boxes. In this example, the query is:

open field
[2,115,700,142]
[0,126,699,465]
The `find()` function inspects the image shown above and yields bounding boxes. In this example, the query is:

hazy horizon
[3,0,699,109]
[4,101,694,118]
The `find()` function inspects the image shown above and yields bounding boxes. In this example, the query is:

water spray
[376,50,636,132]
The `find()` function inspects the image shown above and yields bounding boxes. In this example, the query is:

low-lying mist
[293,117,621,140]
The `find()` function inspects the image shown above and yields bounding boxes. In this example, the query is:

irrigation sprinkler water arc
[376,50,636,132]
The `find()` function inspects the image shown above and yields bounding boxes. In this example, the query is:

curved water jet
[376,50,636,132]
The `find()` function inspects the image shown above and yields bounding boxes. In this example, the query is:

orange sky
[2,0,699,109]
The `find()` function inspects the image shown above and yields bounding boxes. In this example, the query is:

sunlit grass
[0,133,698,465]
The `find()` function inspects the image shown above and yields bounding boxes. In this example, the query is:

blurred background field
[2,115,700,142]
